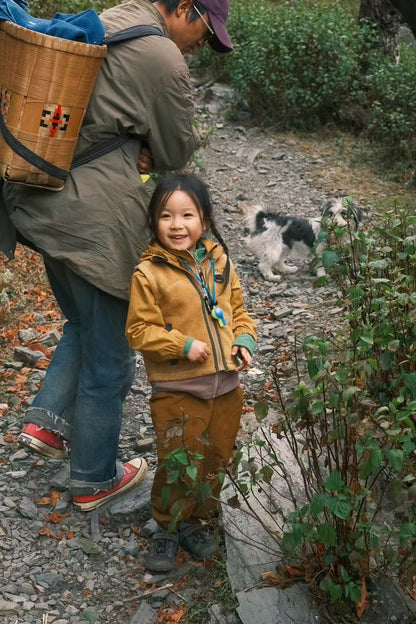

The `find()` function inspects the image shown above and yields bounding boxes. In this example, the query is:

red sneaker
[18,423,68,460]
[72,458,148,511]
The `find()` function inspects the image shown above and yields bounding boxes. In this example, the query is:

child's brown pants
[149,386,243,530]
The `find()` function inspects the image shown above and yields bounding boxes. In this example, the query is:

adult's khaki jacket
[126,240,257,382]
[0,0,199,299]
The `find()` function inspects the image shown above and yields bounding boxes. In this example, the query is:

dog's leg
[258,261,282,281]
[274,261,298,274]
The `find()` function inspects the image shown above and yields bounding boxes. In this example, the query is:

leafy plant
[223,204,416,616]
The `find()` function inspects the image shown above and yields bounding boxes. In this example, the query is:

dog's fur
[243,198,363,281]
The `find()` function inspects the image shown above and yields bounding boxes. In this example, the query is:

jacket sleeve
[126,269,191,360]
[229,263,257,343]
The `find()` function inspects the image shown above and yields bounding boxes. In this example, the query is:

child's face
[157,190,205,252]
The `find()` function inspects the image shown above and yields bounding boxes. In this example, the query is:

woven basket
[0,20,107,190]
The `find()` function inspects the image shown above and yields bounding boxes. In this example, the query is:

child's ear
[203,219,211,232]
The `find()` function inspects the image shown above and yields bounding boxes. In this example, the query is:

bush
[362,45,416,166]
[198,0,416,176]
[228,204,416,615]
[28,0,115,19]
[200,1,371,129]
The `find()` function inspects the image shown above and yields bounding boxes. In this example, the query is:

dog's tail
[243,203,267,231]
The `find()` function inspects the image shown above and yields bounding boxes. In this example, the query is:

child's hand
[187,340,211,363]
[231,346,252,371]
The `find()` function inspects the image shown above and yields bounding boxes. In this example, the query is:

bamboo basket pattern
[0,20,107,190]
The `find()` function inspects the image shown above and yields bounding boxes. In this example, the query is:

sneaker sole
[73,458,148,511]
[18,432,68,460]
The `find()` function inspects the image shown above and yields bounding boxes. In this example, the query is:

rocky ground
[0,81,412,624]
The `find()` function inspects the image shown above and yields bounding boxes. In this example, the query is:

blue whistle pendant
[211,306,227,327]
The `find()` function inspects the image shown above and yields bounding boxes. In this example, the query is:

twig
[122,582,174,602]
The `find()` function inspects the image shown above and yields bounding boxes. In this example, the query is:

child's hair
[147,173,229,257]
[147,173,231,286]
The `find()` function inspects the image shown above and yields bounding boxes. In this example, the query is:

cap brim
[208,12,233,53]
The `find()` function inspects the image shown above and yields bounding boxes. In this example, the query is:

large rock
[236,586,327,624]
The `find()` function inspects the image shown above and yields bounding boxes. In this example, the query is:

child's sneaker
[178,523,217,560]
[145,530,178,573]
[18,423,68,460]
[72,458,148,511]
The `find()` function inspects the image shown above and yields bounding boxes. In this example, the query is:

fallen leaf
[44,512,70,524]
[3,433,18,443]
[286,564,305,578]
[409,576,416,601]
[261,570,292,587]
[355,577,369,618]
[38,526,59,539]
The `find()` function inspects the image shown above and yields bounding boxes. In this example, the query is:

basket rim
[0,19,107,58]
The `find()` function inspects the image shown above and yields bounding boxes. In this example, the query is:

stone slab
[236,586,326,624]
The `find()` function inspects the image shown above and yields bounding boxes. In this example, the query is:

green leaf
[320,579,342,603]
[308,358,321,379]
[161,485,171,510]
[322,250,339,268]
[310,493,327,518]
[311,399,325,414]
[379,351,393,371]
[342,386,360,403]
[166,469,180,484]
[259,465,274,484]
[175,450,189,465]
[186,464,198,481]
[255,401,270,421]
[325,470,343,492]
[316,523,337,547]
[196,481,212,505]
[340,566,351,582]
[332,499,351,520]
[386,449,404,471]
[360,326,374,345]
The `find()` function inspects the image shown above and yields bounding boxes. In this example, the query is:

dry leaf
[38,526,59,539]
[261,570,292,588]
[44,512,70,524]
[226,495,240,509]
[408,576,416,600]
[355,577,369,618]
[285,564,304,578]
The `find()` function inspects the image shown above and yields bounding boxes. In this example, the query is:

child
[125,173,257,572]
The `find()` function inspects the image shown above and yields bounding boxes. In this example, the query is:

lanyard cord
[180,257,216,307]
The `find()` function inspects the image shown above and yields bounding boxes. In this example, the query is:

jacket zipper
[161,254,228,372]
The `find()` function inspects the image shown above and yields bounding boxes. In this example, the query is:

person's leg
[63,268,137,496]
[23,255,82,441]
[149,391,211,529]
[191,386,243,519]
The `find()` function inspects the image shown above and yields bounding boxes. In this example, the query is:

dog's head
[322,197,363,230]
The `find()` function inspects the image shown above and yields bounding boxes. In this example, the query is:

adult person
[0,0,233,511]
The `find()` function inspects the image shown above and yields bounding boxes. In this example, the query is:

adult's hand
[137,146,154,174]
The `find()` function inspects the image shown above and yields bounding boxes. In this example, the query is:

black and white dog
[244,198,363,281]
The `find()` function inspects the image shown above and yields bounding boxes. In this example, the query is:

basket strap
[71,135,130,169]
[0,111,68,181]
[0,25,165,181]
[103,24,164,45]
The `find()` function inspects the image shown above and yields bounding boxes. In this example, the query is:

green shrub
[362,45,416,165]
[202,0,371,129]
[233,204,416,613]
[28,0,115,19]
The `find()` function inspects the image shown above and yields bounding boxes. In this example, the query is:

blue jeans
[25,255,136,496]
